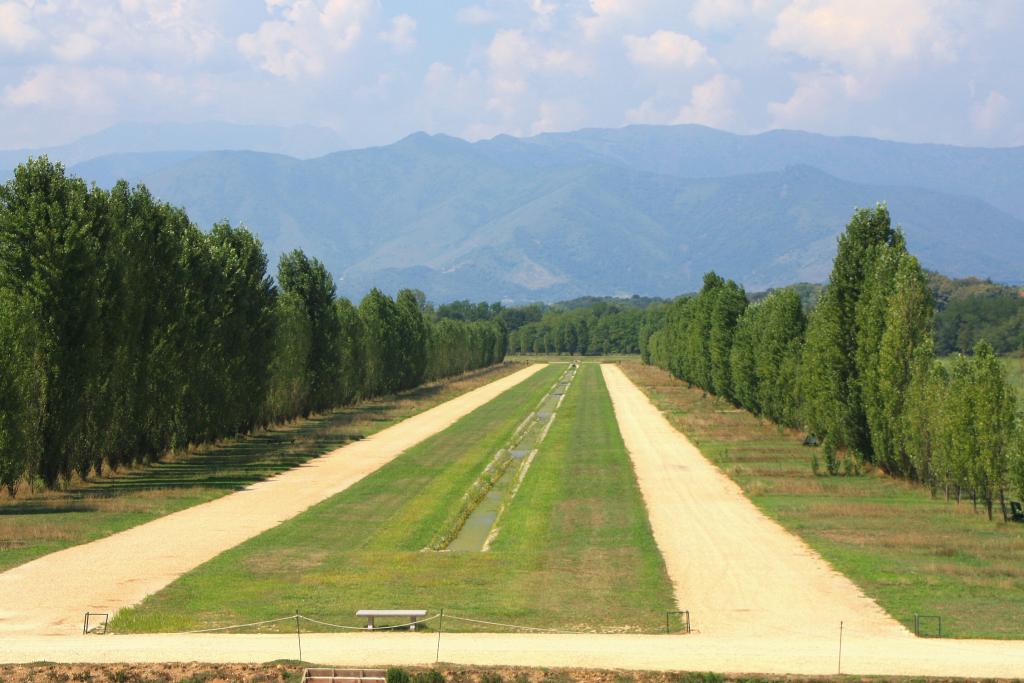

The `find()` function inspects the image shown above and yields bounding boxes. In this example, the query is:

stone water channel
[443,364,578,552]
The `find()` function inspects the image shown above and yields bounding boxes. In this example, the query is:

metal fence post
[436,609,444,663]
[837,621,843,675]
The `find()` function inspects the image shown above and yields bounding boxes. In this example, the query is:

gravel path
[1,632,1023,677]
[0,364,545,636]
[600,363,907,639]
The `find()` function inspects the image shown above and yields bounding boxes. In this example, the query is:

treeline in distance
[644,206,1023,519]
[929,274,1024,355]
[0,158,506,493]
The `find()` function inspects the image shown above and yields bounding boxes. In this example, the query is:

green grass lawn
[112,363,677,634]
[0,364,523,573]
[621,361,1024,639]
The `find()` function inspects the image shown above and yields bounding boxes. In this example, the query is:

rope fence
[298,614,442,631]
[443,614,598,635]
[85,608,957,674]
[142,610,659,637]
[174,615,298,635]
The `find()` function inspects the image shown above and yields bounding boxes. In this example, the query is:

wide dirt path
[0,364,545,636]
[600,364,906,640]
[2,631,1023,677]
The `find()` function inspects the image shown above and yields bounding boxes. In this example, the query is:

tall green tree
[729,306,761,413]
[206,222,276,433]
[754,289,806,426]
[872,252,933,475]
[800,205,898,457]
[359,288,403,396]
[264,291,313,422]
[278,250,342,412]
[967,341,1019,520]
[709,279,747,401]
[334,297,365,405]
[903,339,942,487]
[396,288,430,390]
[0,157,110,485]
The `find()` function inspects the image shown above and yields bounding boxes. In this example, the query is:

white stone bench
[355,609,427,630]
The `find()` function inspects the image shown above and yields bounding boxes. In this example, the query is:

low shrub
[387,667,411,683]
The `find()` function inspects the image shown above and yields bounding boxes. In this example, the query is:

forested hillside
[644,206,1023,520]
[524,125,1024,221]
[0,159,505,493]
[69,126,1024,302]
[928,273,1024,355]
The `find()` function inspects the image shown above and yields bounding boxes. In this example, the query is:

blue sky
[0,0,1021,150]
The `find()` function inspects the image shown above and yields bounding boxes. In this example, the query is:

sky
[0,0,1022,150]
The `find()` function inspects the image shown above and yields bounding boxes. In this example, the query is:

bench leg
[367,616,374,630]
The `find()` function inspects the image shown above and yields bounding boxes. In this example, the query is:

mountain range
[0,121,348,177]
[10,123,1024,302]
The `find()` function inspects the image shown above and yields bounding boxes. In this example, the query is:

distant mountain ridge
[0,121,348,178]
[49,124,1024,302]
[518,125,1024,220]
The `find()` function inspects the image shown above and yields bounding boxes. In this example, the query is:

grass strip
[0,363,523,573]
[111,363,677,634]
[620,360,1024,639]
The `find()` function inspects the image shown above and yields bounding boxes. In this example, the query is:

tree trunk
[986,496,993,521]
[1000,489,1009,523]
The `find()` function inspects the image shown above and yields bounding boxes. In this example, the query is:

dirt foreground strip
[0,364,545,636]
[599,364,906,641]
[1,632,1024,677]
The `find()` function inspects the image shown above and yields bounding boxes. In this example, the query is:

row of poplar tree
[644,205,1023,519]
[0,158,506,493]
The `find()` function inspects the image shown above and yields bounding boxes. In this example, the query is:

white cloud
[424,62,455,90]
[675,74,741,126]
[624,30,713,69]
[379,14,416,52]
[971,90,1010,132]
[625,73,742,127]
[767,71,850,129]
[0,2,41,51]
[690,0,749,29]
[769,0,953,71]
[487,29,585,75]
[530,0,557,30]
[6,65,119,109]
[530,99,584,134]
[52,33,100,62]
[624,96,668,124]
[238,0,375,79]
[580,0,647,41]
[456,5,498,25]
[0,2,223,66]
[690,0,780,29]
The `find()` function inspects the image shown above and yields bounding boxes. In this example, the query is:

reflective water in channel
[446,366,576,552]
